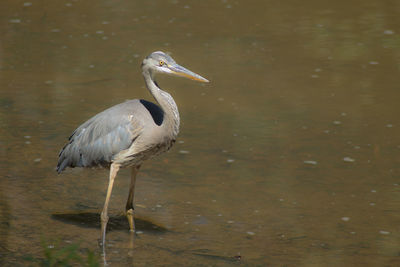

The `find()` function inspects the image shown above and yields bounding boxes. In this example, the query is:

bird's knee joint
[100,212,109,223]
[126,208,134,216]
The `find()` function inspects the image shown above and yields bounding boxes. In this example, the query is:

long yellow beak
[169,64,209,83]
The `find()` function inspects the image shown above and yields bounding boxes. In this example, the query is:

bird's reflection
[52,211,169,265]
[51,211,168,233]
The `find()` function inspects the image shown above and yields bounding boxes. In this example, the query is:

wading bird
[57,51,208,247]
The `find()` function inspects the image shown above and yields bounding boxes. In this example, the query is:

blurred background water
[1,0,399,266]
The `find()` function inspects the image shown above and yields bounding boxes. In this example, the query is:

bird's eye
[159,60,165,66]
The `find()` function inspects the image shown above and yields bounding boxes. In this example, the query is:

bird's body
[57,51,208,248]
[57,99,177,171]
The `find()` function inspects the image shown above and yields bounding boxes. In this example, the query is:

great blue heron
[57,51,208,247]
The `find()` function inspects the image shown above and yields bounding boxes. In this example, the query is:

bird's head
[142,51,209,83]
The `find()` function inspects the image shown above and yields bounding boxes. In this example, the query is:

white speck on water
[369,61,379,65]
[23,2,32,6]
[186,201,192,204]
[51,28,61,32]
[133,54,140,58]
[343,157,355,162]
[386,124,393,128]
[179,150,189,154]
[341,112,347,116]
[155,204,162,208]
[96,30,104,34]
[227,159,235,163]
[394,183,399,186]
[102,36,108,40]
[311,74,319,78]
[178,140,184,144]
[304,160,317,165]
[333,120,342,125]
[217,213,222,216]
[184,5,190,8]
[136,231,143,234]
[184,221,189,224]
[218,97,224,101]
[89,65,95,68]
[354,146,360,149]
[24,135,31,139]
[341,217,350,222]
[9,19,21,23]
[212,199,216,202]
[324,130,330,133]
[315,68,322,72]
[227,220,234,224]
[34,158,42,162]
[279,198,284,202]
[369,202,376,206]
[47,245,54,249]
[25,141,31,144]
[350,231,356,235]
[379,230,390,235]
[371,189,377,193]
[102,21,110,24]
[384,30,394,35]
[246,231,255,236]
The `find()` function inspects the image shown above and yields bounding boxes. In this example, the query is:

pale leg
[126,165,141,232]
[100,163,120,247]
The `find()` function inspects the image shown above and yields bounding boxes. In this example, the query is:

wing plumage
[57,100,145,173]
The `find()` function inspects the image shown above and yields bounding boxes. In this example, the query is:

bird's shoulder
[68,100,143,143]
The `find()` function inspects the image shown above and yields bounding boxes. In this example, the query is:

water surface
[1,0,399,266]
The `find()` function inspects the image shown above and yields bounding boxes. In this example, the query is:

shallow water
[1,0,400,266]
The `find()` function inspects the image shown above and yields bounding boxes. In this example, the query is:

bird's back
[57,99,164,173]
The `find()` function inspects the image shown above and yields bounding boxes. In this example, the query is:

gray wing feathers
[57,100,144,173]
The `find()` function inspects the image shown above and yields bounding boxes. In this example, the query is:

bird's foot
[126,208,135,232]
[100,211,109,248]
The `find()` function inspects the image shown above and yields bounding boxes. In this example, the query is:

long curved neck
[142,68,180,137]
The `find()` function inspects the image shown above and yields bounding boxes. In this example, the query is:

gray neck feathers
[143,69,180,137]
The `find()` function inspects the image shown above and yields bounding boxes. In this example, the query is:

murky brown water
[1,0,400,266]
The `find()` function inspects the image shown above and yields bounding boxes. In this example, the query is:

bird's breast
[112,134,176,168]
